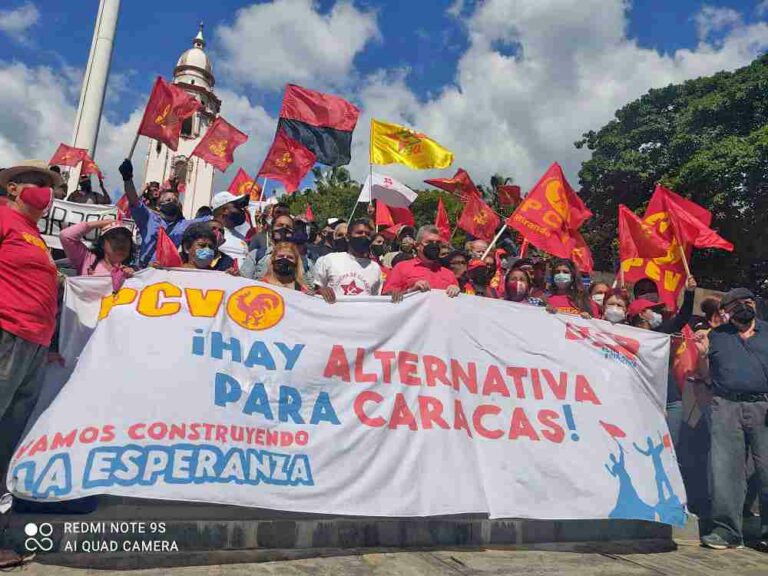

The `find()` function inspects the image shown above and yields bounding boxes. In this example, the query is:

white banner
[38,200,120,250]
[9,269,686,525]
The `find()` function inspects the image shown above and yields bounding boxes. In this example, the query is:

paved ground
[8,539,768,575]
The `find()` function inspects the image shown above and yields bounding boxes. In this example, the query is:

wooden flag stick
[480,224,508,261]
[678,244,691,277]
[127,132,140,160]
[519,238,529,259]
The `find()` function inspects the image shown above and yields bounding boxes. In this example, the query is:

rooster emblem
[227,286,285,330]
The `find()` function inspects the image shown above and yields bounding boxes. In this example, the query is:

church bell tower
[142,23,221,218]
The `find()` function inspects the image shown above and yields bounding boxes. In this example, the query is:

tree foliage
[577,54,768,292]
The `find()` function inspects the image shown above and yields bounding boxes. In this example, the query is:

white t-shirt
[312,252,382,296]
[219,223,250,266]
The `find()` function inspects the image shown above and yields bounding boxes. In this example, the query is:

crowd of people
[0,157,766,563]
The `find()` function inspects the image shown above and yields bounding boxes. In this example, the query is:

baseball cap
[720,287,755,308]
[627,298,664,319]
[211,191,249,211]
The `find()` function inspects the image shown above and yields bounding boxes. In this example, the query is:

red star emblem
[341,280,364,295]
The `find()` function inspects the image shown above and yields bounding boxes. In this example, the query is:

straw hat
[0,160,65,189]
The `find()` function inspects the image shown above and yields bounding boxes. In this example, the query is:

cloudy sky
[1,0,767,197]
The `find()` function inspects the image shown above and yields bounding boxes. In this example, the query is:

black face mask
[371,244,387,257]
[272,228,294,243]
[226,211,246,228]
[469,268,490,286]
[159,202,181,219]
[273,258,296,278]
[730,302,756,327]
[349,236,372,254]
[422,242,441,261]
[333,238,348,252]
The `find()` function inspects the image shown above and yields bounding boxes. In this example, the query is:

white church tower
[142,23,221,219]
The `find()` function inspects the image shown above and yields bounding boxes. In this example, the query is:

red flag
[137,77,201,151]
[154,227,183,267]
[257,130,316,192]
[435,197,451,240]
[623,185,731,311]
[390,206,415,226]
[304,203,315,222]
[425,168,480,201]
[191,117,248,172]
[618,204,670,261]
[672,325,699,393]
[659,187,733,251]
[49,143,87,167]
[599,421,627,439]
[497,184,521,207]
[227,168,260,199]
[458,191,500,242]
[570,230,594,273]
[506,162,591,259]
[116,194,130,218]
[376,200,395,228]
[80,153,103,179]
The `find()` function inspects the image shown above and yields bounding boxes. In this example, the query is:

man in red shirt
[0,162,61,516]
[382,225,460,302]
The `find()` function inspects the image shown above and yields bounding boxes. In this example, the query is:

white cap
[211,191,249,211]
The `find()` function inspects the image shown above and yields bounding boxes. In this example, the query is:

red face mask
[506,280,528,301]
[20,186,53,213]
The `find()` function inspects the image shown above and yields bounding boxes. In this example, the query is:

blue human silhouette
[633,435,674,503]
[605,443,656,521]
[632,434,686,526]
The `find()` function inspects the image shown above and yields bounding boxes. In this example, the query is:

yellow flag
[369,119,454,169]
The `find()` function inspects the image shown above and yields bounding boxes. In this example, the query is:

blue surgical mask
[645,310,663,329]
[193,246,215,267]
[554,272,572,287]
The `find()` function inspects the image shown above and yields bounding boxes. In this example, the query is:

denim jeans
[708,395,768,542]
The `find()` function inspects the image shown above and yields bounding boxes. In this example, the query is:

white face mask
[644,310,663,329]
[604,306,626,324]
[592,293,605,306]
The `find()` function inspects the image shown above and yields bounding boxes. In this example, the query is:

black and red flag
[277,84,360,167]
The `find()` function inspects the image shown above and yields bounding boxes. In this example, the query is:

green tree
[577,54,768,292]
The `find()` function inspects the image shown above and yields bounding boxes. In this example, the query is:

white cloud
[215,0,379,91]
[447,0,465,19]
[0,2,39,42]
[758,1,768,17]
[694,5,743,42]
[342,0,768,191]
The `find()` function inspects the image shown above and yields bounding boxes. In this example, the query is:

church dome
[176,46,211,74]
[174,23,213,79]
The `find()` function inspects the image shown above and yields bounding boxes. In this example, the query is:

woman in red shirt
[545,258,598,318]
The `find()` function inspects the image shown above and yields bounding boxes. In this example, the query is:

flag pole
[258,177,268,202]
[348,167,369,223]
[127,133,141,160]
[678,244,691,277]
[480,224,508,260]
[519,238,529,259]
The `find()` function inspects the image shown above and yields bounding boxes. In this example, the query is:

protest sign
[38,200,123,250]
[9,269,686,525]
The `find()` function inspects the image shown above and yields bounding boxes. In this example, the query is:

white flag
[358,172,417,208]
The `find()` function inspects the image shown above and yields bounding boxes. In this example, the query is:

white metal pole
[67,0,121,193]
